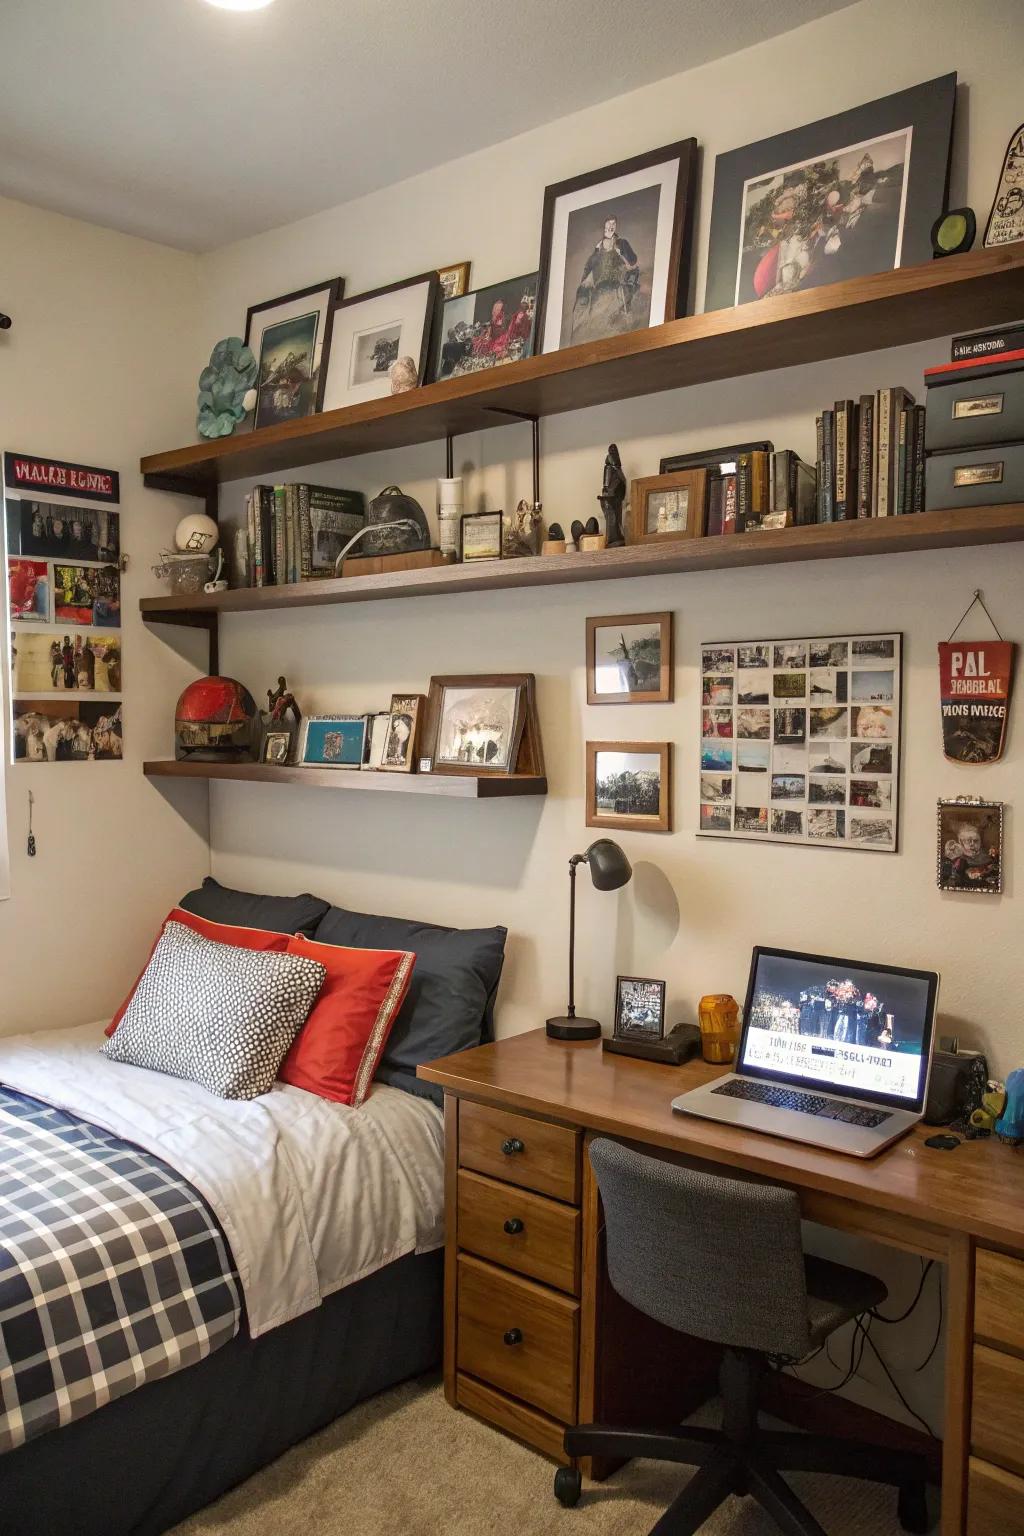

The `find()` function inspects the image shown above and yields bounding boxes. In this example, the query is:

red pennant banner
[938,640,1015,763]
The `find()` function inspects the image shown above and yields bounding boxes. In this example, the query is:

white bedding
[0,1023,444,1336]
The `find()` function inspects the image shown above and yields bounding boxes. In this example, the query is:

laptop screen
[739,947,939,1110]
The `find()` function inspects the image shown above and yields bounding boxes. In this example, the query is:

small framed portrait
[937,799,1004,895]
[613,976,667,1043]
[262,731,293,766]
[423,675,529,776]
[321,273,439,411]
[460,510,503,562]
[586,612,672,705]
[380,693,424,773]
[298,714,370,770]
[628,471,707,545]
[587,741,671,833]
[432,272,538,381]
[437,261,471,300]
[245,278,343,431]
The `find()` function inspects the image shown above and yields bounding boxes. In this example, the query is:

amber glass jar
[698,994,740,1064]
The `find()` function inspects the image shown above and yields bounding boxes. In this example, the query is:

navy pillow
[178,877,329,938]
[312,905,507,1104]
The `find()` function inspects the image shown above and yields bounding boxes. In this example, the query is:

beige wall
[0,196,210,1029]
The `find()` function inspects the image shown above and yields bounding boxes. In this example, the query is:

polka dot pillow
[103,920,326,1100]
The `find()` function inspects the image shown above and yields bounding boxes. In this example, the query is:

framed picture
[8,558,50,622]
[535,139,698,355]
[628,470,707,545]
[262,731,292,766]
[432,272,538,381]
[53,564,120,628]
[245,277,342,431]
[613,976,667,1043]
[321,273,439,412]
[437,261,471,300]
[586,612,672,704]
[13,699,122,762]
[698,633,902,852]
[705,74,956,312]
[13,632,120,693]
[380,693,424,773]
[937,798,1004,895]
[460,510,503,562]
[586,741,671,834]
[6,498,120,563]
[423,675,529,776]
[298,713,369,769]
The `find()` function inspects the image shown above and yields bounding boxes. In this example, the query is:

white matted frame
[322,273,439,412]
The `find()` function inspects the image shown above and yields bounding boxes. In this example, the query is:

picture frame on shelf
[613,976,667,1043]
[261,730,293,766]
[364,711,392,770]
[432,272,538,381]
[586,612,673,705]
[460,510,503,562]
[437,260,472,300]
[380,693,424,773]
[298,713,370,769]
[244,277,343,431]
[422,674,532,777]
[321,273,439,412]
[628,469,707,545]
[535,139,698,355]
[937,797,1003,894]
[704,74,956,312]
[586,740,671,833]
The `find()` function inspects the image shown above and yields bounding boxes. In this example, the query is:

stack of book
[815,390,925,521]
[243,483,365,587]
[677,446,816,534]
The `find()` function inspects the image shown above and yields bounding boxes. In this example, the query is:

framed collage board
[699,633,902,852]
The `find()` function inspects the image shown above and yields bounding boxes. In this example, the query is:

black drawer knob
[503,1327,524,1347]
[501,1137,525,1156]
[503,1217,525,1235]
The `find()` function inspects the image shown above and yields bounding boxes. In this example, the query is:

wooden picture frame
[586,740,671,833]
[437,261,471,299]
[244,277,343,431]
[460,510,503,562]
[628,470,706,545]
[379,693,424,773]
[321,272,439,412]
[422,673,543,778]
[586,612,672,704]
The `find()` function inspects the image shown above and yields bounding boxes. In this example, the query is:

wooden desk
[420,1030,1024,1536]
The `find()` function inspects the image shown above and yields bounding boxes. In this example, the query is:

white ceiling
[0,0,855,252]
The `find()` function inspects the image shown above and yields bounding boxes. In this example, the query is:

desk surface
[420,1029,1024,1252]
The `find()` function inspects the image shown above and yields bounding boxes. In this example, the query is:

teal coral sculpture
[197,337,258,439]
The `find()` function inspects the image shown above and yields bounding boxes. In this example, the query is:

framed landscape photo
[613,976,667,1043]
[245,277,343,431]
[321,273,439,411]
[704,74,956,312]
[937,798,1003,895]
[587,741,671,834]
[535,139,698,355]
[628,470,707,545]
[422,674,530,776]
[586,612,672,704]
[432,272,538,381]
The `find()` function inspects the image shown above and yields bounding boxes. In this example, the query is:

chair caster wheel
[897,1481,930,1533]
[554,1466,582,1508]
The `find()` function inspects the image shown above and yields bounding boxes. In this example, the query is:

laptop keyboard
[711,1078,892,1129]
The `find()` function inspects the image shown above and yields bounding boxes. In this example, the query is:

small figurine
[598,443,627,547]
[548,522,565,541]
[389,356,419,394]
[570,519,586,551]
[503,499,542,558]
[267,676,302,727]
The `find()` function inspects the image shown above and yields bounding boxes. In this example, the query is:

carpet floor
[173,1375,914,1535]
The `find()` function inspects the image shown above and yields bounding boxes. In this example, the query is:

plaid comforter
[0,1087,241,1453]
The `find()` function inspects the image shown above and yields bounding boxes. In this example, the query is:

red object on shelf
[175,675,257,761]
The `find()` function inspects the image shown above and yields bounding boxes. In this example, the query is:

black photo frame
[244,277,343,431]
[613,976,667,1043]
[431,272,538,382]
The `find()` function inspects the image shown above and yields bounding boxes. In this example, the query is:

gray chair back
[589,1137,814,1360]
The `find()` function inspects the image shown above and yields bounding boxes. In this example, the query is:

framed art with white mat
[322,274,439,411]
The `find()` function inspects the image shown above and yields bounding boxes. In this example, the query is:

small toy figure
[598,443,627,547]
[267,676,302,727]
[503,499,542,558]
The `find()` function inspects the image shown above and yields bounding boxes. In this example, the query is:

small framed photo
[614,976,667,1042]
[587,612,672,704]
[587,741,671,833]
[437,261,471,300]
[937,798,1004,895]
[628,470,707,545]
[298,714,369,769]
[262,731,293,766]
[432,272,538,381]
[380,693,424,773]
[423,675,529,776]
[460,510,503,562]
[245,277,343,431]
[321,273,439,412]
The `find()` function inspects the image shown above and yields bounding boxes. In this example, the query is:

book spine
[820,409,835,522]
[273,486,286,584]
[834,402,848,519]
[912,404,927,513]
[895,409,909,515]
[259,486,274,584]
[814,416,824,521]
[856,395,874,518]
[706,474,724,537]
[298,484,312,580]
[752,450,769,522]
[244,491,254,587]
[876,388,892,517]
[721,474,738,534]
[736,453,751,530]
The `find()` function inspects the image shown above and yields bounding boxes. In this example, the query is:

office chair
[555,1138,931,1535]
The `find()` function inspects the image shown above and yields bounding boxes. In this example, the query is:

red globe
[175,675,257,761]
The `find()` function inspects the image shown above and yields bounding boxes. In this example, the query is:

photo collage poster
[699,633,901,853]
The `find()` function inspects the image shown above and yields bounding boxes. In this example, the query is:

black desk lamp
[546,839,632,1041]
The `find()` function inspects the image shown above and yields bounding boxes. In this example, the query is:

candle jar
[698,994,740,1065]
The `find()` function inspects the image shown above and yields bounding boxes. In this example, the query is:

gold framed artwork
[628,469,707,545]
[586,612,672,705]
[586,740,671,833]
[438,261,471,300]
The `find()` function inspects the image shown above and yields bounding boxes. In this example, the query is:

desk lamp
[546,840,632,1041]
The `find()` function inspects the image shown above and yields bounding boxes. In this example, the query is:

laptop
[672,946,940,1158]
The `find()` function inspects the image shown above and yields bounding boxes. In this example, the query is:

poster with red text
[938,641,1015,763]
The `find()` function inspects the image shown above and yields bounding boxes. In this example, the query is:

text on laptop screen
[741,953,933,1102]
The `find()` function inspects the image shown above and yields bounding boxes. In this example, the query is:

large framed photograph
[298,714,369,770]
[422,674,529,776]
[613,976,667,1043]
[245,278,343,431]
[380,693,424,773]
[587,741,671,834]
[705,75,956,312]
[698,633,902,852]
[321,274,439,412]
[586,612,672,704]
[432,273,538,381]
[628,470,706,545]
[937,798,1003,895]
[536,139,697,355]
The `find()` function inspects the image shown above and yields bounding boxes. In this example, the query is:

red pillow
[106,908,291,1036]
[277,934,414,1107]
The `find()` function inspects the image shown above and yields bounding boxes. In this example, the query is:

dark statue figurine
[598,443,627,547]
[267,676,301,726]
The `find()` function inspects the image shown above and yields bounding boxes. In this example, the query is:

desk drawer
[967,1457,1024,1534]
[458,1169,581,1294]
[457,1254,579,1423]
[975,1249,1024,1357]
[972,1343,1024,1478]
[459,1101,580,1204]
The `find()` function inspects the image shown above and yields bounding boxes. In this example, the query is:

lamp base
[546,1015,602,1041]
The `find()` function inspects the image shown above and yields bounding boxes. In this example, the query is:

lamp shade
[585,839,632,892]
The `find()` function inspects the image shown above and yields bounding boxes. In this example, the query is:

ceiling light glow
[203,0,275,11]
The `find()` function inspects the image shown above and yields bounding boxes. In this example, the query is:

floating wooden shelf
[139,503,1024,624]
[143,760,547,798]
[140,247,1024,492]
